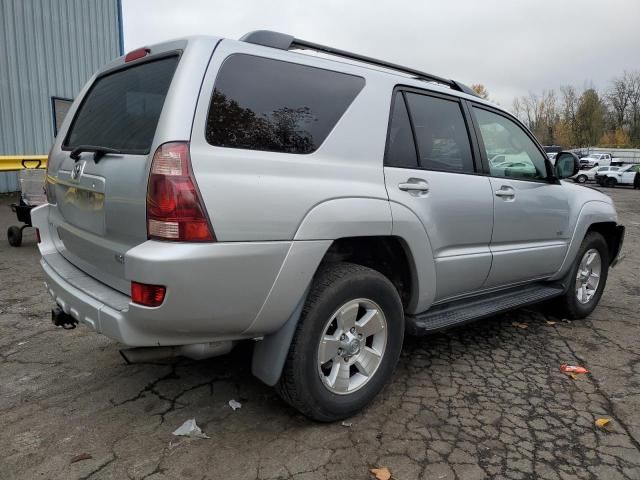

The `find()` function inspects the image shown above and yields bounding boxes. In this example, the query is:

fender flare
[251,197,392,386]
[549,200,617,281]
[388,201,437,314]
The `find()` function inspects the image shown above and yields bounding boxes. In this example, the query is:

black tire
[575,175,587,184]
[555,232,609,319]
[605,177,617,188]
[7,226,22,247]
[277,262,404,422]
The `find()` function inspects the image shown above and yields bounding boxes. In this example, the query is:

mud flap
[251,288,309,386]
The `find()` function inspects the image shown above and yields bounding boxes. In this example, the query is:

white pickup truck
[579,153,612,169]
[596,163,640,187]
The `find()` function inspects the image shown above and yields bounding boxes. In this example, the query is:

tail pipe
[51,307,78,329]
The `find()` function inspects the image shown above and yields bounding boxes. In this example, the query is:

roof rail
[240,30,478,97]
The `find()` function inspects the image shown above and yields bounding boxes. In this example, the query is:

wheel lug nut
[350,327,356,334]
[358,334,363,339]
[340,334,346,340]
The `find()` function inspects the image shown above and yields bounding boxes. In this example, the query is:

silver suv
[34,31,625,421]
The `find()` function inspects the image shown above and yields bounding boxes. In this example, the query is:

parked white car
[572,166,620,184]
[597,164,640,187]
[579,153,612,169]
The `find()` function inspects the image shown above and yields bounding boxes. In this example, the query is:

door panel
[386,169,494,300]
[470,105,571,287]
[384,91,494,301]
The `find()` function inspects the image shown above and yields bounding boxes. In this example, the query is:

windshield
[64,56,179,154]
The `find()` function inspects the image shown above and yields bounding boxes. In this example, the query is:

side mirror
[554,152,580,179]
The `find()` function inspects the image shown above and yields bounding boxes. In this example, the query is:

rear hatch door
[46,38,217,293]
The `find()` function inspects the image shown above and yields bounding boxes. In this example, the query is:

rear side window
[385,92,418,168]
[64,56,179,153]
[206,54,365,154]
[405,93,474,173]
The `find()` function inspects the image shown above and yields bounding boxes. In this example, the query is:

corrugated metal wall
[0,0,122,192]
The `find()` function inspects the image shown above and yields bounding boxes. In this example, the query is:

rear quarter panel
[188,39,393,242]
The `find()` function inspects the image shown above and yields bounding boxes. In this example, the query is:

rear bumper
[32,204,330,347]
[39,242,291,347]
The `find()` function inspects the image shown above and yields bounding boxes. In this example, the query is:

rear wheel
[277,263,404,422]
[555,232,609,319]
[7,226,22,247]
[605,177,617,188]
[575,174,587,184]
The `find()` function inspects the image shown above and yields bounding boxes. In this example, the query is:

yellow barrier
[0,155,48,172]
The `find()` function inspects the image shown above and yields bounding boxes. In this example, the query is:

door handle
[398,180,429,192]
[495,186,515,198]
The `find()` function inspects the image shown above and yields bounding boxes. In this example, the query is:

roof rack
[239,30,478,97]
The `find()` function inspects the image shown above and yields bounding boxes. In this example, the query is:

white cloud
[122,0,640,107]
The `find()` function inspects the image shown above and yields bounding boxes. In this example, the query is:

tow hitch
[51,307,78,329]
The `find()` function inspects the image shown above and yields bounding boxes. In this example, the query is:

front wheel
[555,232,609,319]
[277,263,404,421]
[575,174,588,184]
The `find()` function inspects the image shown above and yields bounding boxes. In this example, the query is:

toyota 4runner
[33,31,625,421]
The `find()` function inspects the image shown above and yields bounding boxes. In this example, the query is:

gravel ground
[1,187,639,480]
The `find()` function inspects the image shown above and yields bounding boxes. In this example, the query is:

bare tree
[628,72,640,144]
[607,71,634,129]
[559,85,579,146]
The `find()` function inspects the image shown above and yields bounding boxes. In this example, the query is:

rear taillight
[146,142,215,242]
[131,281,166,307]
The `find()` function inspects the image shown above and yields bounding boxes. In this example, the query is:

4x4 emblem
[71,160,85,182]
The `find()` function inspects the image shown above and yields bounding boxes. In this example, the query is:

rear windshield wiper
[70,145,122,163]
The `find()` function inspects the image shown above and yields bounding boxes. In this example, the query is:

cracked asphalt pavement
[1,187,639,480]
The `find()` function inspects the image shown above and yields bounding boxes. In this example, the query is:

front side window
[473,107,547,180]
[404,93,474,173]
[206,54,365,154]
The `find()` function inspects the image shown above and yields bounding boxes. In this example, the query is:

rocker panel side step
[406,283,564,335]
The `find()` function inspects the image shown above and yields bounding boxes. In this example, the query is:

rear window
[64,56,179,153]
[206,54,365,154]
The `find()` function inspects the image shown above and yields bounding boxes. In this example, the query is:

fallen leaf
[371,467,392,480]
[228,399,242,411]
[341,421,352,427]
[512,322,528,329]
[546,320,557,325]
[561,364,589,374]
[595,418,611,429]
[70,453,92,464]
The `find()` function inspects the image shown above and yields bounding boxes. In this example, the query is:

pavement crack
[78,454,116,480]
[556,326,640,454]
